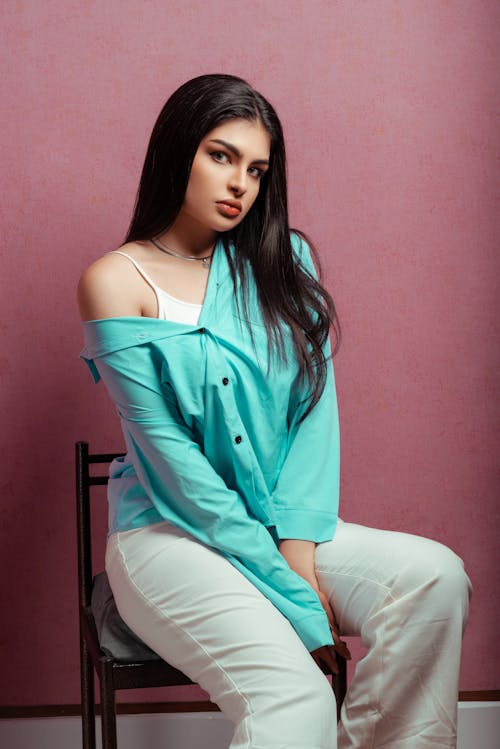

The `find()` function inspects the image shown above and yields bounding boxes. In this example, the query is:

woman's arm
[271,234,340,545]
[271,349,340,543]
[279,539,318,590]
[279,537,351,668]
[273,234,350,662]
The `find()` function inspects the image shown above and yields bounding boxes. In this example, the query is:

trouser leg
[106,522,337,749]
[315,521,472,749]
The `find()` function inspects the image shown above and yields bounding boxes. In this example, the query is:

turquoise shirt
[80,234,340,652]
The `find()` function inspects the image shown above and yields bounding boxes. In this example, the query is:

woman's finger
[322,646,339,674]
[334,637,352,661]
[317,590,343,634]
[328,621,352,660]
[316,590,352,660]
[310,645,339,675]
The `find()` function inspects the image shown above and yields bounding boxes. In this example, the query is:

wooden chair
[76,440,347,749]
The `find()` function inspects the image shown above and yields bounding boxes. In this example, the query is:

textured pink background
[1,1,498,706]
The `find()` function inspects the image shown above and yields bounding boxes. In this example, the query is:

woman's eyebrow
[208,138,269,166]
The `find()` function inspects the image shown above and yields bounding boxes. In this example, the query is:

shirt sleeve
[92,348,333,653]
[271,235,340,543]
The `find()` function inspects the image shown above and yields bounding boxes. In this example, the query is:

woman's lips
[216,201,242,218]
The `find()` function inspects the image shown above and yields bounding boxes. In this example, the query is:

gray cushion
[91,571,160,661]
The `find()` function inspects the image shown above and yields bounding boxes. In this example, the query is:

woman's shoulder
[80,240,148,274]
[77,241,146,321]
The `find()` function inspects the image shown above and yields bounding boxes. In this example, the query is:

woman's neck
[158,215,217,258]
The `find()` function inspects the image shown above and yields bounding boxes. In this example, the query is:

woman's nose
[228,168,248,196]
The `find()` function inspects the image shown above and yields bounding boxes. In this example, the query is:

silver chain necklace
[151,238,213,268]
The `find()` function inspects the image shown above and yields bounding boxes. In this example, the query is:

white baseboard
[0,702,498,749]
[0,712,233,749]
[457,702,500,749]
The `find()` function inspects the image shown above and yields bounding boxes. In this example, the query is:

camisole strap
[109,250,202,308]
[109,250,161,295]
[109,250,202,324]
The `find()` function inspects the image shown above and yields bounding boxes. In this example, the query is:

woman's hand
[278,539,352,670]
[310,592,352,672]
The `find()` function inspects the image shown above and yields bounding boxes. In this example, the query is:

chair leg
[332,656,347,722]
[100,659,118,749]
[80,636,96,749]
[332,655,347,721]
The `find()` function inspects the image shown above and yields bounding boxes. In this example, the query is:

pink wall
[1,1,498,706]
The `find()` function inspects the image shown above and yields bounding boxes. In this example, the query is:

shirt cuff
[293,609,334,651]
[273,508,337,544]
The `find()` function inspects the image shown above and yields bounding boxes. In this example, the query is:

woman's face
[180,117,271,235]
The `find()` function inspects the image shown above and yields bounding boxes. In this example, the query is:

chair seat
[91,572,160,662]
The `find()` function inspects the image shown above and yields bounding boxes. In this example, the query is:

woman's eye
[248,166,265,180]
[210,151,229,164]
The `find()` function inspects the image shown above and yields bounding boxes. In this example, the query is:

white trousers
[106,519,471,749]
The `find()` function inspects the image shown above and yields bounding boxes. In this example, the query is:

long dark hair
[126,74,340,418]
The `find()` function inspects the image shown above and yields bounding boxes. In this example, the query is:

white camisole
[110,251,202,325]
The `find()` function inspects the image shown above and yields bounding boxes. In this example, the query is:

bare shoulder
[77,243,145,321]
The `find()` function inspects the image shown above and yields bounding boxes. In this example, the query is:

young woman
[78,74,471,749]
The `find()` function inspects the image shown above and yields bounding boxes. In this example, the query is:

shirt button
[222,377,229,386]
[234,435,242,444]
[198,327,206,333]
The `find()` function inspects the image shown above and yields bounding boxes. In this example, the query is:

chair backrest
[75,441,124,611]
